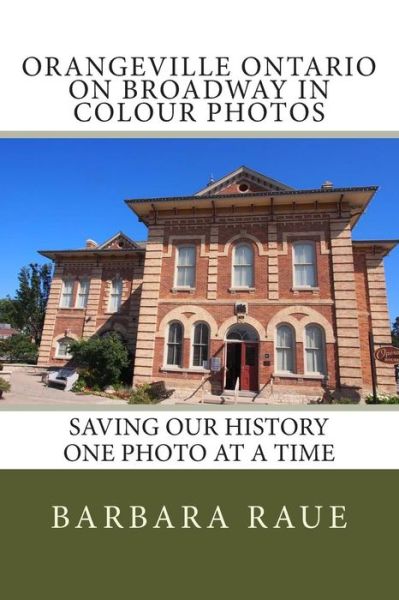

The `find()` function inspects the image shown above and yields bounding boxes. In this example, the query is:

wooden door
[241,343,258,391]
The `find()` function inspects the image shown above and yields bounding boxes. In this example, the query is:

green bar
[0,470,397,597]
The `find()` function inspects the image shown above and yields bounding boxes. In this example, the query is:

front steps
[167,385,325,406]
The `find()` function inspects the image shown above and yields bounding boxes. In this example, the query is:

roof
[194,165,294,196]
[126,185,378,228]
[353,239,399,256]
[39,231,145,261]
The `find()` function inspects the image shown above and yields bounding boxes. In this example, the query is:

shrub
[0,334,38,363]
[69,333,129,390]
[128,384,158,405]
[333,397,358,404]
[366,393,399,404]
[0,377,11,394]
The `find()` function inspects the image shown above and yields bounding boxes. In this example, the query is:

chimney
[86,239,98,248]
[321,180,333,190]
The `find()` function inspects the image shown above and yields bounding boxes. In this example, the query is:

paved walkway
[0,371,126,406]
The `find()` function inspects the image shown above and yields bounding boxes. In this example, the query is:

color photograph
[1,138,398,405]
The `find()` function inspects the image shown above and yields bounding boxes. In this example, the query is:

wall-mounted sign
[374,346,399,365]
[209,357,221,372]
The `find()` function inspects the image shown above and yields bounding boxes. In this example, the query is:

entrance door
[225,342,258,392]
[225,343,241,390]
[241,343,258,391]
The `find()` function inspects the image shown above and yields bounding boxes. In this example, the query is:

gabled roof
[97,231,141,250]
[195,165,294,196]
[38,231,145,260]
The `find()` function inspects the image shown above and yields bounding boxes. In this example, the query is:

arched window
[60,278,74,308]
[166,321,183,366]
[233,243,254,288]
[293,242,316,287]
[108,277,123,312]
[305,325,326,375]
[76,277,90,308]
[276,324,295,373]
[175,245,196,288]
[226,324,259,341]
[56,336,74,359]
[192,322,209,367]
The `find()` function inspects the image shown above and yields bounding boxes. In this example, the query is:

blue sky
[0,138,398,321]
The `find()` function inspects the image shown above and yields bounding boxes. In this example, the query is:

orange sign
[374,346,399,364]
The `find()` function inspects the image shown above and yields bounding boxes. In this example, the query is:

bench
[47,368,79,391]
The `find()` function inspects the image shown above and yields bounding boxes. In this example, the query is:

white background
[0,411,397,469]
[0,0,398,131]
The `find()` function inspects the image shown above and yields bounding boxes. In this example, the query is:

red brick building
[38,167,398,401]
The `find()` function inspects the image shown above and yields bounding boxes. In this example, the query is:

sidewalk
[0,371,126,406]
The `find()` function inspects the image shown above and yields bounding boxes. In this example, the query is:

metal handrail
[234,377,240,404]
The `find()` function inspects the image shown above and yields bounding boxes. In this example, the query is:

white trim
[75,277,90,309]
[232,242,254,288]
[55,336,75,359]
[174,244,196,289]
[304,323,327,376]
[164,320,184,368]
[59,278,74,309]
[275,323,296,374]
[107,276,123,313]
[292,240,317,288]
[190,321,210,369]
[221,232,267,257]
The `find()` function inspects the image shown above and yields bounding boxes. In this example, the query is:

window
[233,243,254,287]
[76,278,90,308]
[192,323,209,367]
[305,325,326,375]
[293,242,316,287]
[276,324,295,373]
[166,322,183,366]
[60,279,74,308]
[108,278,123,312]
[56,336,74,359]
[175,246,196,288]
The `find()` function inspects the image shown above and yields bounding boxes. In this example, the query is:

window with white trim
[175,246,196,288]
[233,243,254,287]
[192,322,209,367]
[166,321,183,366]
[60,279,74,308]
[293,242,316,287]
[56,336,74,359]
[276,324,295,373]
[305,324,326,375]
[108,278,123,312]
[76,277,90,308]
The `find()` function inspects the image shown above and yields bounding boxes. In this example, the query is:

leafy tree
[0,334,38,363]
[69,333,129,390]
[0,298,18,327]
[392,317,399,347]
[11,263,52,344]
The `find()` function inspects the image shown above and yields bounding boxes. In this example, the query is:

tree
[0,298,18,326]
[11,263,52,344]
[0,334,38,363]
[69,333,129,390]
[392,317,399,347]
